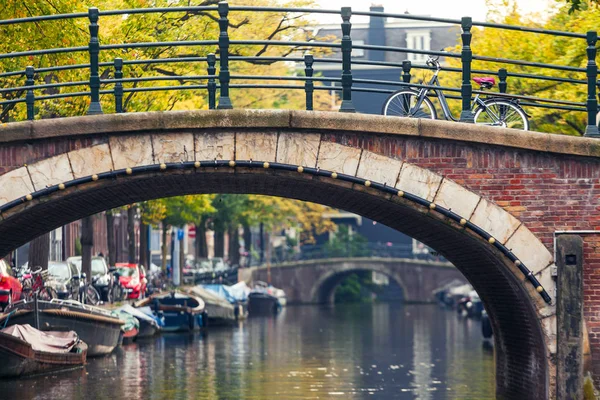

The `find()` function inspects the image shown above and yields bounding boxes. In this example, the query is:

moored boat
[1,299,123,357]
[112,309,139,344]
[248,281,286,315]
[116,304,161,338]
[188,286,236,326]
[136,291,205,332]
[0,324,87,378]
[203,282,250,320]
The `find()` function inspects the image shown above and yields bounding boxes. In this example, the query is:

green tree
[323,225,370,258]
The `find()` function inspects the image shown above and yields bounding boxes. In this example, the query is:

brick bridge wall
[0,110,599,398]
[245,258,466,304]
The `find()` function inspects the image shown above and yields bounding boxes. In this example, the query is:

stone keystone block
[195,132,234,161]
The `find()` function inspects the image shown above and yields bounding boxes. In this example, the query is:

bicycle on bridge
[382,55,530,131]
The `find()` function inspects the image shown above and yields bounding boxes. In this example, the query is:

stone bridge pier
[243,258,467,304]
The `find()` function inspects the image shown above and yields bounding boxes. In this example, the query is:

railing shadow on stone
[0,2,598,137]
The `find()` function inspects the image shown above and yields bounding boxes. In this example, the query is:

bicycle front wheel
[382,90,437,119]
[474,100,529,131]
[85,285,101,305]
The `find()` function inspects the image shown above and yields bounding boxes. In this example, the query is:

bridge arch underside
[0,167,548,399]
[311,266,408,305]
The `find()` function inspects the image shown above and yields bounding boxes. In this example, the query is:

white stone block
[505,224,553,274]
[110,134,154,169]
[236,132,278,162]
[195,131,235,161]
[470,197,521,244]
[356,151,403,186]
[541,314,557,354]
[395,163,442,201]
[433,179,481,219]
[276,132,320,168]
[29,154,74,191]
[69,144,113,179]
[153,133,195,163]
[316,141,361,176]
[0,167,34,206]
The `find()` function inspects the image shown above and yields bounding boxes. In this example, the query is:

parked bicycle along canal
[3,304,494,400]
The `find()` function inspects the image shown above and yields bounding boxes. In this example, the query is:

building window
[406,30,431,62]
[352,40,365,58]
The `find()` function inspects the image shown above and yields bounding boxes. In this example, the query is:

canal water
[3,304,495,400]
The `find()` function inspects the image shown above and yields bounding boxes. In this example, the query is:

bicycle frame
[409,61,486,121]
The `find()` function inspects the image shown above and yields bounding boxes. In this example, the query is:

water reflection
[1,304,494,399]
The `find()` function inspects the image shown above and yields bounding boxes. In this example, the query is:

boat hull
[136,320,158,338]
[248,293,279,315]
[122,327,138,345]
[1,306,122,357]
[0,332,87,378]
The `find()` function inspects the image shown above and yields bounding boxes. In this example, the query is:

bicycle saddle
[473,77,496,88]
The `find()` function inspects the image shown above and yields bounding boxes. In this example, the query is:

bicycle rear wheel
[382,90,437,119]
[474,99,529,131]
[85,285,101,305]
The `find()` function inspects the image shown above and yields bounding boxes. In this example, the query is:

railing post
[339,7,355,113]
[25,66,35,121]
[585,31,599,138]
[304,53,314,111]
[207,53,217,110]
[459,16,474,123]
[217,1,232,109]
[114,58,123,113]
[401,60,412,84]
[87,7,103,115]
[498,68,507,94]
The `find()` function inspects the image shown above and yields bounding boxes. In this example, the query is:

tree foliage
[0,0,332,121]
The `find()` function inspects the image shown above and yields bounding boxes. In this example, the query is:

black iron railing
[0,2,598,137]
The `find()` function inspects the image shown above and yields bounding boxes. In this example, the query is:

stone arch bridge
[242,257,466,304]
[0,109,599,399]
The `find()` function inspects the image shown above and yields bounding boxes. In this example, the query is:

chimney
[368,4,386,61]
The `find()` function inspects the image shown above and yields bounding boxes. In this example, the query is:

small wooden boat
[0,324,87,378]
[1,299,123,357]
[187,286,236,326]
[116,304,161,338]
[136,291,205,332]
[248,291,280,315]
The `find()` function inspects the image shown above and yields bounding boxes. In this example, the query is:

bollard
[459,17,474,123]
[217,2,233,109]
[87,7,103,115]
[401,60,412,85]
[114,58,124,113]
[207,53,217,110]
[584,31,599,137]
[25,66,35,120]
[304,53,314,111]
[339,7,355,113]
